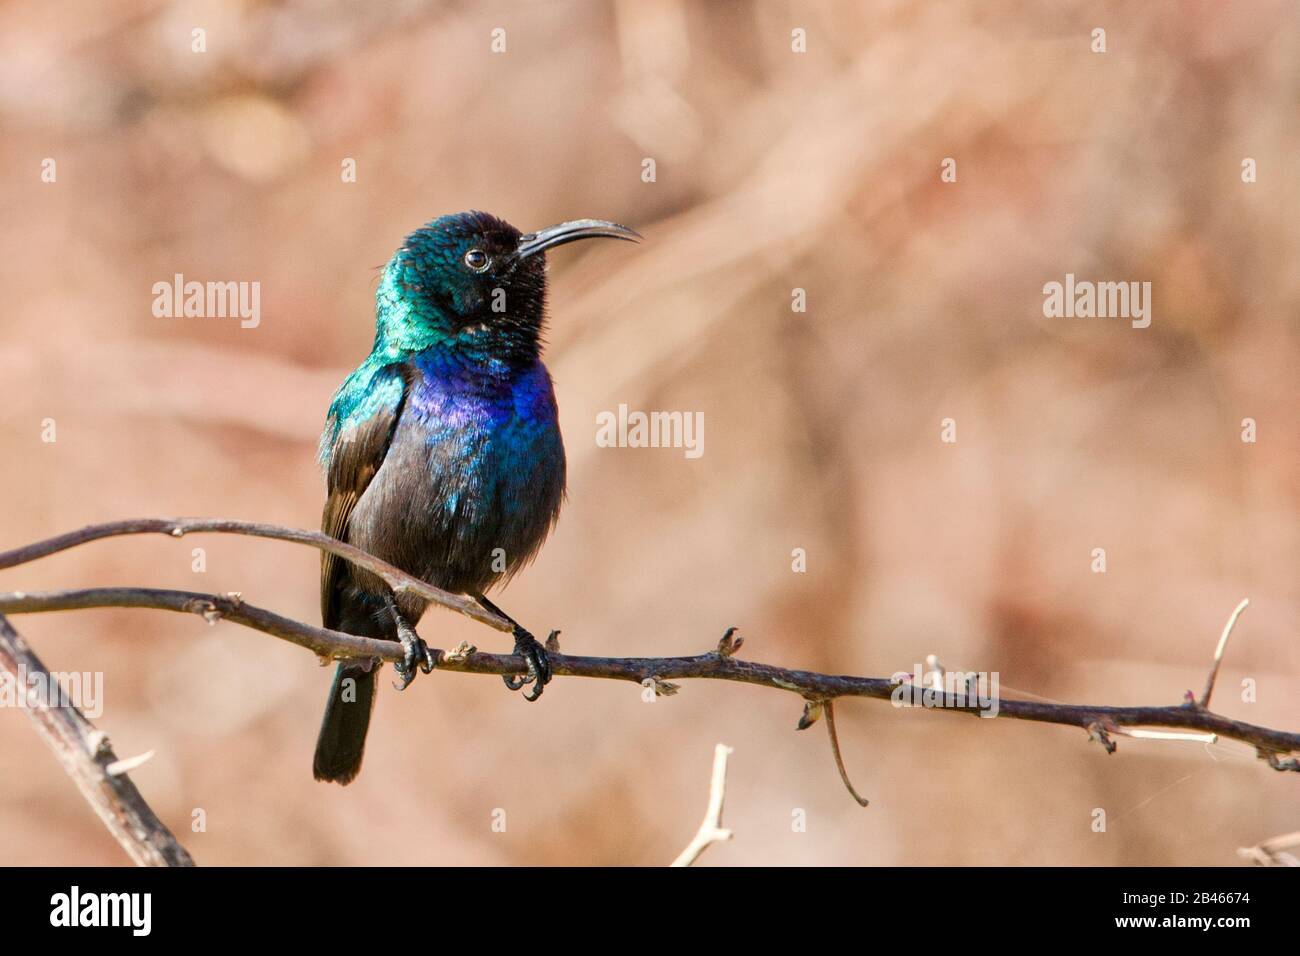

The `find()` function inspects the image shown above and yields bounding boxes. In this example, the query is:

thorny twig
[1200,598,1249,709]
[0,614,193,866]
[1,518,1297,830]
[670,743,734,867]
[1237,830,1300,867]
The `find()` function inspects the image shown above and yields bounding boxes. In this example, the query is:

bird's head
[374,210,640,364]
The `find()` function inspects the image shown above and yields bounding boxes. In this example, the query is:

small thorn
[924,653,945,691]
[797,699,824,731]
[85,730,110,758]
[185,598,223,624]
[716,626,743,657]
[1262,751,1300,773]
[650,677,680,697]
[545,629,561,653]
[105,749,155,777]
[823,702,869,807]
[443,640,476,663]
[1200,598,1250,709]
[1087,722,1117,754]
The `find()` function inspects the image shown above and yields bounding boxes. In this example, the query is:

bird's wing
[319,364,409,630]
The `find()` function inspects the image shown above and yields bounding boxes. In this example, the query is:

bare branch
[1,520,1297,795]
[0,613,193,866]
[1116,727,1216,744]
[671,743,734,867]
[0,517,512,633]
[0,587,399,662]
[1200,598,1249,709]
[823,700,870,807]
[3,585,1297,767]
[1237,830,1300,867]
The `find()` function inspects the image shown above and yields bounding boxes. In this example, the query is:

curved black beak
[515,219,642,259]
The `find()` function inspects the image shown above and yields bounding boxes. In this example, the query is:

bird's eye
[464,249,490,272]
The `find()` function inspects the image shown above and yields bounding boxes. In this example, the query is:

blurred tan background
[1,0,1297,866]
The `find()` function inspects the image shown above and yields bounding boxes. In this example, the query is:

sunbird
[313,211,641,783]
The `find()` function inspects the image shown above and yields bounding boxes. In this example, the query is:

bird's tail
[313,662,378,785]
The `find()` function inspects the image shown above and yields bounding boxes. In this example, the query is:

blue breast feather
[403,355,562,521]
[323,354,563,520]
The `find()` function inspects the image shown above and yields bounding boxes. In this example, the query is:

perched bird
[313,211,640,784]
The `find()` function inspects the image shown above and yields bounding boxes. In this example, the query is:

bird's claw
[503,625,552,702]
[393,627,435,691]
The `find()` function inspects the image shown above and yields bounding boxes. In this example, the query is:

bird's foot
[502,626,554,702]
[392,623,436,691]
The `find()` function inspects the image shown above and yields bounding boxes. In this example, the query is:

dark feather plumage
[312,211,636,783]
